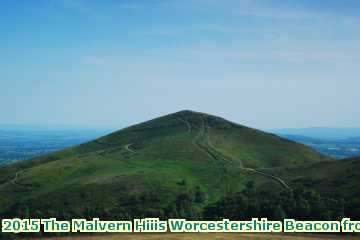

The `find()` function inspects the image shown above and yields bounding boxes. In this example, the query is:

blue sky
[1,0,359,129]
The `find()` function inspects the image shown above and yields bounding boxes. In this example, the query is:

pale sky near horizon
[1,0,359,129]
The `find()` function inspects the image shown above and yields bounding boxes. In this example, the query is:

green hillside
[0,110,330,219]
[265,157,360,199]
[204,157,360,223]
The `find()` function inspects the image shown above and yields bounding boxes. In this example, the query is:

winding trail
[175,114,291,191]
[203,117,291,190]
[203,116,238,166]
[0,169,33,191]
[124,143,136,154]
[194,116,222,167]
[243,168,291,190]
[176,117,192,133]
[12,170,22,185]
[189,115,227,183]
[12,170,33,190]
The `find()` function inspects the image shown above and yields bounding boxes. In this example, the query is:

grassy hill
[0,110,331,220]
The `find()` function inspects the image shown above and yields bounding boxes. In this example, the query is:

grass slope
[266,157,360,199]
[0,110,329,217]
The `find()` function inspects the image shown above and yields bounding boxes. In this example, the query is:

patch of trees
[203,182,359,221]
[1,184,207,221]
[2,182,359,239]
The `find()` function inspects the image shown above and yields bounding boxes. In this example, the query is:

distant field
[40,233,359,240]
[276,134,360,159]
[0,127,113,164]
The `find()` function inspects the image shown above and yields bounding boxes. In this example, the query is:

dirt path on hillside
[176,115,291,191]
[200,116,290,190]
[0,169,33,191]
[244,168,291,190]
[12,170,22,185]
[176,117,192,133]
[193,115,226,183]
[124,144,136,154]
[203,116,239,166]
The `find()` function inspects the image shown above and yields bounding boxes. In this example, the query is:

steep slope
[0,110,329,218]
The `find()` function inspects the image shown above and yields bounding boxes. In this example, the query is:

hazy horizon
[1,119,360,132]
[1,1,359,129]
